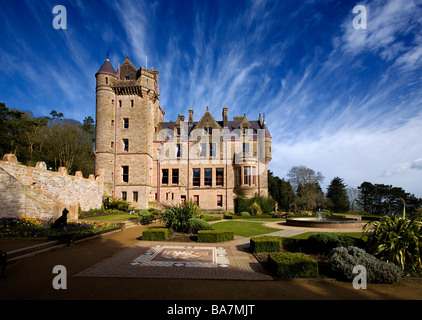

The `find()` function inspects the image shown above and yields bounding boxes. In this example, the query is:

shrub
[161,199,201,232]
[248,202,263,216]
[188,218,212,233]
[306,233,359,254]
[234,195,274,214]
[250,236,282,253]
[364,215,422,273]
[142,228,168,241]
[201,215,222,222]
[268,252,319,279]
[329,246,402,284]
[239,211,250,217]
[197,230,234,243]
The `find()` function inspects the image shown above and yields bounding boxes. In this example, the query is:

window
[236,167,241,186]
[252,166,257,186]
[125,76,129,80]
[130,100,134,108]
[176,127,181,136]
[176,144,182,158]
[123,118,129,129]
[217,195,223,207]
[119,100,122,108]
[193,195,199,205]
[172,169,179,185]
[216,168,224,186]
[123,139,129,152]
[204,127,212,135]
[200,143,206,157]
[122,166,129,183]
[162,169,169,185]
[209,143,216,157]
[105,77,108,85]
[110,141,114,148]
[181,195,186,204]
[192,168,200,187]
[243,143,249,155]
[243,127,247,135]
[111,119,114,126]
[244,166,251,186]
[112,99,114,106]
[133,191,138,203]
[121,191,127,201]
[204,168,212,187]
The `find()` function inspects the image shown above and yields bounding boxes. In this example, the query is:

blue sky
[1,0,421,197]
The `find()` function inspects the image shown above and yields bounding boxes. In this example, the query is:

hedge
[250,236,282,253]
[142,228,168,241]
[197,230,234,243]
[268,252,319,279]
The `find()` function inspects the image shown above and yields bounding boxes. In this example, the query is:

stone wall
[0,154,103,220]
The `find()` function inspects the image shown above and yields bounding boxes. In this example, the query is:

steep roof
[159,120,271,138]
[96,58,117,77]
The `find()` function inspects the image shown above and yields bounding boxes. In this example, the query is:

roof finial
[106,50,109,60]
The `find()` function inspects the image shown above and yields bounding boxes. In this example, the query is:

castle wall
[0,155,103,219]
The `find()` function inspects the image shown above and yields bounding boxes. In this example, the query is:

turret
[95,57,117,193]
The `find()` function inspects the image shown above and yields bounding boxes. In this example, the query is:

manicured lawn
[211,221,280,237]
[82,213,140,222]
[289,231,364,240]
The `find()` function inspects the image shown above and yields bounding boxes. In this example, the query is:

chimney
[188,109,193,125]
[222,107,228,127]
[259,113,262,126]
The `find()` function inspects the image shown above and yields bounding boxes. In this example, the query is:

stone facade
[95,56,272,212]
[0,155,103,220]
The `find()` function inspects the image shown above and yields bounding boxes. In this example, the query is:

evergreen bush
[188,218,212,233]
[250,236,282,253]
[268,252,319,278]
[329,246,402,284]
[142,228,168,241]
[197,230,234,242]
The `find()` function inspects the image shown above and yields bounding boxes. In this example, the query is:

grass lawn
[289,231,364,240]
[82,214,141,222]
[211,221,280,237]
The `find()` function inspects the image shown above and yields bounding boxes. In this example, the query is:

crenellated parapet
[0,154,103,219]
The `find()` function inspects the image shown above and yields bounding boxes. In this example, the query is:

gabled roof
[159,120,271,138]
[96,58,117,77]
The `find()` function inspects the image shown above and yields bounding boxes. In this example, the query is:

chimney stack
[188,109,193,125]
[223,107,228,127]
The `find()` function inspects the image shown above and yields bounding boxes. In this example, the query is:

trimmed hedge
[268,252,319,279]
[188,218,212,233]
[142,228,168,241]
[250,236,282,253]
[197,230,234,243]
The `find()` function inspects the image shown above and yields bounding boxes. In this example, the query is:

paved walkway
[2,220,422,300]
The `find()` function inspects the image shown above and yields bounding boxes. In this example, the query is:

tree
[347,186,360,211]
[287,165,324,211]
[358,181,422,216]
[268,170,295,211]
[326,177,350,213]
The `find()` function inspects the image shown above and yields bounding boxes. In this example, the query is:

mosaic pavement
[74,241,273,280]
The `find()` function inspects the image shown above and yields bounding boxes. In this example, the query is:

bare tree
[287,165,324,211]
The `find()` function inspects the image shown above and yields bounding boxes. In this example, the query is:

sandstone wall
[0,154,103,220]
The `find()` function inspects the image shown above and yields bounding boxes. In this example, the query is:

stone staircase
[6,240,66,264]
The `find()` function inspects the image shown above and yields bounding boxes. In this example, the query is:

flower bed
[0,217,120,239]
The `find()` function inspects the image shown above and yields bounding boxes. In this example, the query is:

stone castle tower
[95,55,163,208]
[95,55,272,212]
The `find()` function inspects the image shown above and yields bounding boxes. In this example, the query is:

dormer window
[176,127,181,136]
[204,127,212,135]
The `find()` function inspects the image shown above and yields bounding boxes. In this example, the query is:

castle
[95,56,272,212]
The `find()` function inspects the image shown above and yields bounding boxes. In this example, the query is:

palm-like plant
[161,199,201,232]
[364,202,422,273]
